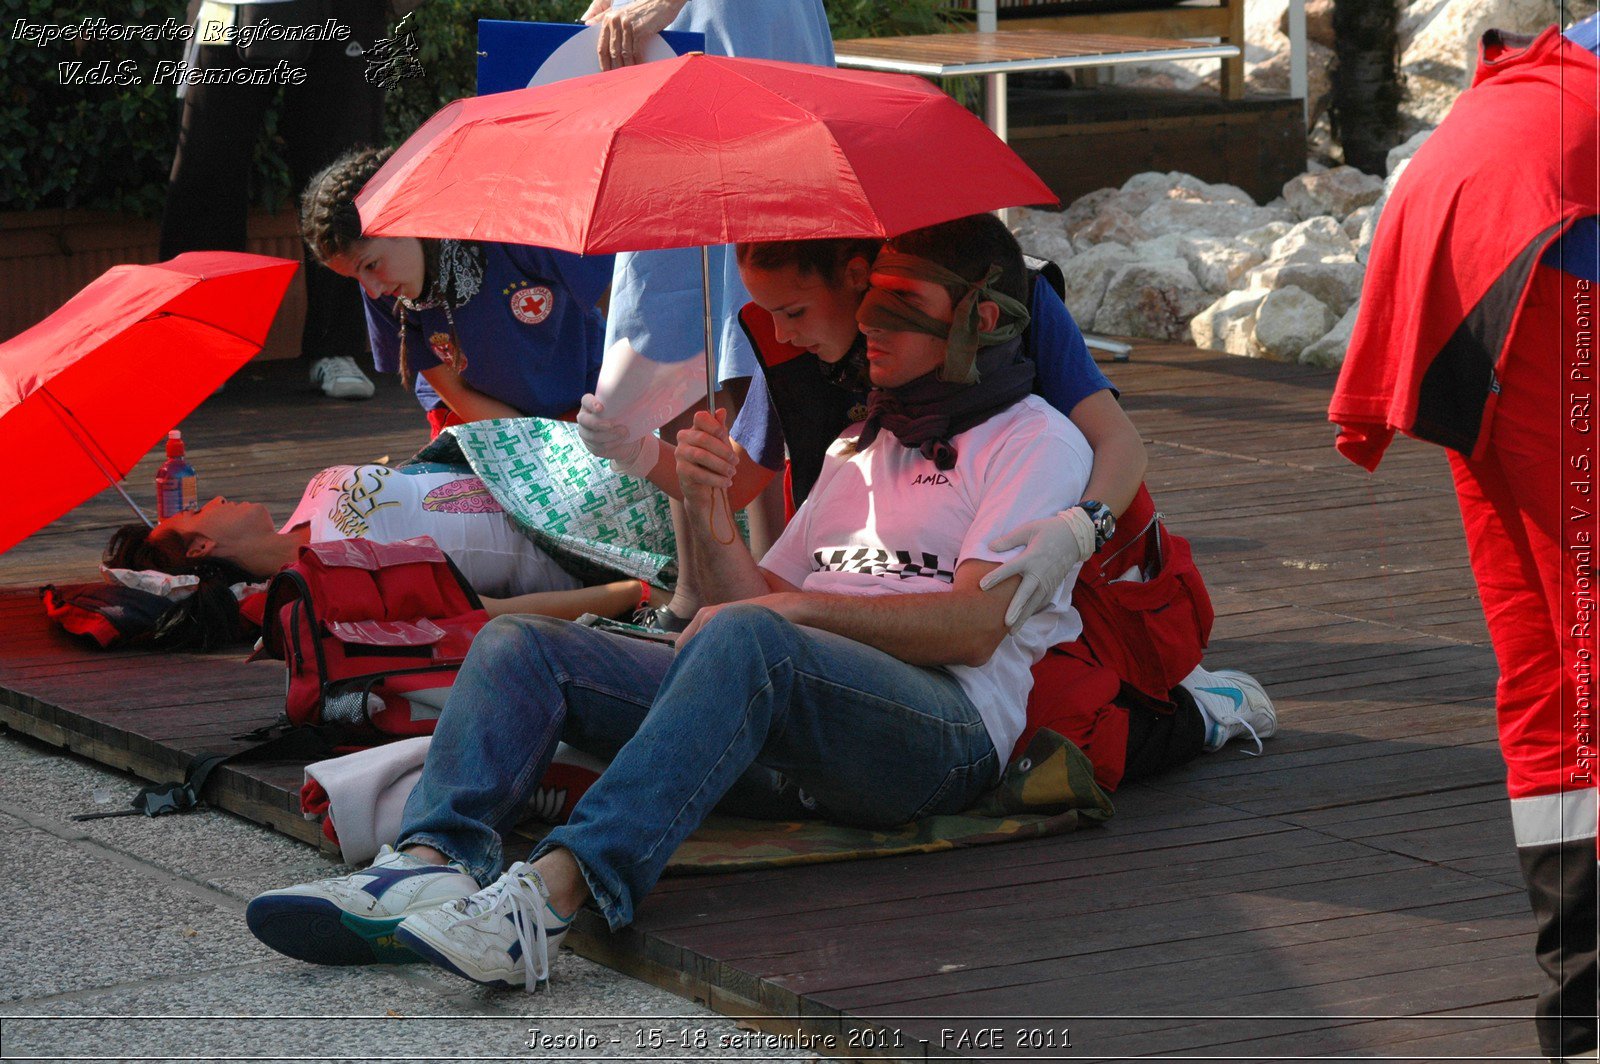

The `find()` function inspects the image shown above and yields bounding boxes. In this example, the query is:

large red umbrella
[0,251,299,555]
[359,52,1055,423]
[357,52,1057,253]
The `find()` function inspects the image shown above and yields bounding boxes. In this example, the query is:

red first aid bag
[258,537,490,740]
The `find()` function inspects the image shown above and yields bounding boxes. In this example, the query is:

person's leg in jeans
[537,604,999,928]
[398,615,678,883]
[400,601,997,965]
[245,614,675,966]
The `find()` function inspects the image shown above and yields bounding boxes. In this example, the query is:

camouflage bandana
[857,251,1030,384]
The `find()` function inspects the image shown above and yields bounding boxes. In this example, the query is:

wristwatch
[1077,500,1116,552]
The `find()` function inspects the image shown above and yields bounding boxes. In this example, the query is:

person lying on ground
[584,226,1276,788]
[241,214,1109,988]
[300,147,613,438]
[104,463,665,647]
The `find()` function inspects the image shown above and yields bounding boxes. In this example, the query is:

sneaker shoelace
[456,864,568,990]
[1212,703,1265,756]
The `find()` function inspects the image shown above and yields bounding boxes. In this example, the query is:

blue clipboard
[476,20,706,96]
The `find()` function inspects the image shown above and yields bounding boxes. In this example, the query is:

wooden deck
[0,350,1541,1061]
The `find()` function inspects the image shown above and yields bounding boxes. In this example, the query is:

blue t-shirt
[364,240,613,416]
[1544,17,1600,281]
[732,274,1113,470]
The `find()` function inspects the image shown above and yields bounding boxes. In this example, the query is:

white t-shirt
[759,396,1093,759]
[281,465,579,599]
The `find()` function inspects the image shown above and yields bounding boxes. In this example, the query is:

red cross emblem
[510,285,554,324]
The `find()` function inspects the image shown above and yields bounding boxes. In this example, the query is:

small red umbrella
[358,53,1056,253]
[0,251,299,555]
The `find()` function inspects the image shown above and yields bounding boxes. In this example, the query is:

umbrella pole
[40,388,155,529]
[701,246,736,545]
[701,245,716,417]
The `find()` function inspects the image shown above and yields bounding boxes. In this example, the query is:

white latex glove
[576,394,661,478]
[979,506,1098,632]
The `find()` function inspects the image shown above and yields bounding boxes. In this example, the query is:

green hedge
[2,0,952,217]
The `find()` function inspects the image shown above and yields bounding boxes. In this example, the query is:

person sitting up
[300,148,614,437]
[105,463,663,648]
[581,225,1276,789]
[242,214,1115,987]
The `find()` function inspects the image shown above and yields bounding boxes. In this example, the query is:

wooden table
[834,30,1241,141]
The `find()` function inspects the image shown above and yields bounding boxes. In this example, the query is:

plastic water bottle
[155,431,198,520]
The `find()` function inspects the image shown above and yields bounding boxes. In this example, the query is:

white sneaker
[396,861,573,991]
[310,355,375,400]
[1182,665,1278,755]
[246,845,479,965]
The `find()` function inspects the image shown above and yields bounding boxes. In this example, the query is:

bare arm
[1068,389,1146,516]
[480,579,659,621]
[419,364,523,424]
[675,409,795,605]
[681,559,1016,668]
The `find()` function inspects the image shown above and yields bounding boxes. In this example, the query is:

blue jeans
[399,604,999,928]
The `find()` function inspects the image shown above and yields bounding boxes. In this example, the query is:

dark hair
[300,146,392,265]
[885,213,1028,305]
[737,238,882,284]
[104,524,254,650]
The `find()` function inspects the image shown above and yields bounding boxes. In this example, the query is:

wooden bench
[950,0,1248,99]
[835,31,1240,142]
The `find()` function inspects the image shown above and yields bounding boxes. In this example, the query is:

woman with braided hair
[300,148,615,437]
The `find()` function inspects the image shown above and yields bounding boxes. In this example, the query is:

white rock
[1238,220,1295,252]
[1010,208,1076,272]
[1252,285,1335,360]
[1179,236,1267,294]
[1249,38,1334,112]
[1093,259,1212,342]
[1059,242,1139,327]
[1190,287,1271,353]
[1386,129,1433,175]
[1343,205,1373,240]
[1300,300,1361,367]
[1400,0,1570,127]
[1138,198,1292,239]
[1282,166,1385,221]
[1278,0,1335,48]
[1248,258,1366,318]
[1073,204,1151,250]
[1266,216,1356,266]
[1059,189,1123,237]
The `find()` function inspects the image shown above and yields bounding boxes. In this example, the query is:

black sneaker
[631,605,690,633]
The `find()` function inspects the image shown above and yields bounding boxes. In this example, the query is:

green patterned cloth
[512,729,1115,874]
[423,418,680,585]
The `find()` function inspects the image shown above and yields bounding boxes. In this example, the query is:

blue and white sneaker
[396,861,573,991]
[246,845,479,966]
[1182,665,1278,755]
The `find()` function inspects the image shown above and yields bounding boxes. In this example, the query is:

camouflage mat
[516,729,1114,874]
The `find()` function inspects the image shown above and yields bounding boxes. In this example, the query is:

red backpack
[258,537,490,741]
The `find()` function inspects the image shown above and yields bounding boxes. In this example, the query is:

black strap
[71,722,341,821]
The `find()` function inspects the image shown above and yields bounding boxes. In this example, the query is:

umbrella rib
[38,388,154,528]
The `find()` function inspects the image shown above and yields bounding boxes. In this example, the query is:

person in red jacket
[1330,26,1599,1059]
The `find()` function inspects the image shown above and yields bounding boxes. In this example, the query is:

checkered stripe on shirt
[812,547,956,583]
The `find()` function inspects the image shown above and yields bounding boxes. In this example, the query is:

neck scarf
[394,239,485,381]
[859,251,1030,384]
[856,336,1035,470]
